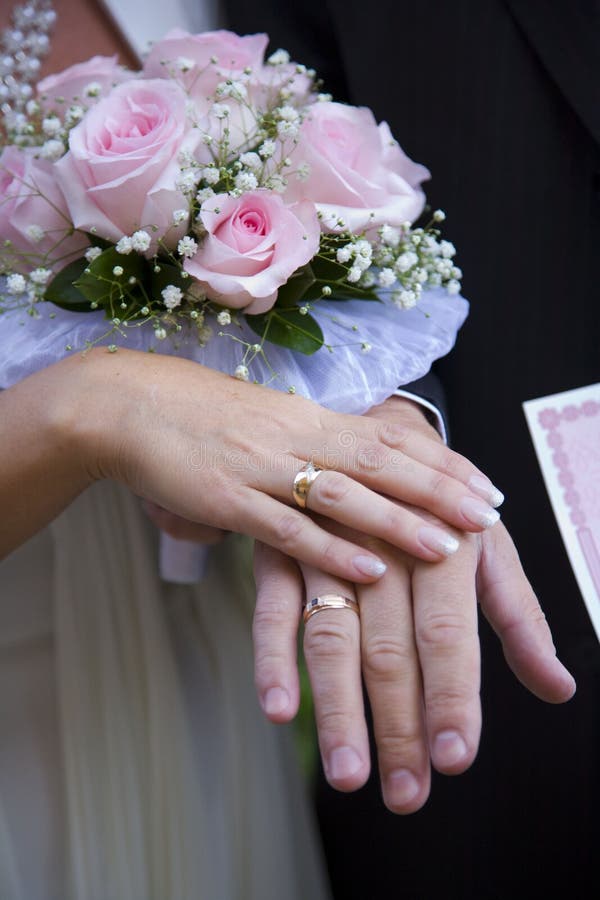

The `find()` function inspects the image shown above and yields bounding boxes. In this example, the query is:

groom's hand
[252,397,575,814]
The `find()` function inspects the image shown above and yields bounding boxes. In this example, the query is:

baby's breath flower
[347,265,362,283]
[336,246,352,264]
[176,56,195,72]
[234,364,249,381]
[131,230,152,253]
[296,162,311,181]
[85,246,102,262]
[162,284,183,309]
[201,165,221,185]
[172,209,188,226]
[380,224,401,248]
[258,139,276,158]
[216,310,231,326]
[446,279,461,295]
[64,105,85,126]
[84,81,102,98]
[212,102,230,119]
[395,250,418,273]
[239,152,262,171]
[393,289,417,309]
[112,265,124,276]
[6,273,26,294]
[29,267,51,285]
[177,236,198,258]
[440,240,456,258]
[116,236,133,255]
[268,48,290,65]
[321,285,332,296]
[196,187,215,203]
[361,342,372,353]
[25,224,44,243]
[40,138,64,160]
[378,267,396,288]
[176,168,202,194]
[234,170,258,191]
[42,115,61,136]
[266,173,286,192]
[154,327,168,340]
[433,209,446,222]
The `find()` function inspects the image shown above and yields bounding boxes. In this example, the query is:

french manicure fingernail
[468,475,505,508]
[353,555,387,578]
[418,525,460,557]
[387,769,420,805]
[460,496,501,528]
[329,746,363,781]
[263,687,290,716]
[433,730,468,768]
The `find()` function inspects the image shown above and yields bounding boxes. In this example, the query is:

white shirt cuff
[392,390,447,444]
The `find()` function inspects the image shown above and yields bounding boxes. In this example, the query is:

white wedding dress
[0,3,330,898]
[0,483,330,900]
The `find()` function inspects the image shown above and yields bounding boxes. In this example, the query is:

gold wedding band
[303,594,360,624]
[292,460,323,509]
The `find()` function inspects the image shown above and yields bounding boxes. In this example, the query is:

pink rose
[184,191,320,314]
[0,146,87,273]
[143,29,267,108]
[54,79,201,249]
[37,55,131,112]
[286,101,430,232]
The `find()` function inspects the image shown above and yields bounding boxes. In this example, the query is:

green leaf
[150,260,189,298]
[274,264,316,307]
[44,258,94,311]
[74,247,148,312]
[247,307,324,355]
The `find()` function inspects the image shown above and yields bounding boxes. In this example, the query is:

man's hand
[251,397,575,813]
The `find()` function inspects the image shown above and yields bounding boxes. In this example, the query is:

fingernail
[433,730,468,768]
[387,769,420,805]
[468,475,505,508]
[353,555,387,578]
[328,746,363,781]
[418,525,460,557]
[263,687,290,716]
[460,496,501,528]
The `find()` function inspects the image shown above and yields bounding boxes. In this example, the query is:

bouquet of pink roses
[0,27,464,384]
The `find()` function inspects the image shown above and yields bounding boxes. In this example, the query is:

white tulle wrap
[0,286,468,580]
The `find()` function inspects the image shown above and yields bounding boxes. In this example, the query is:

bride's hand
[2,349,501,580]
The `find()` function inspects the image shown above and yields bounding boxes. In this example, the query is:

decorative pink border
[538,399,600,599]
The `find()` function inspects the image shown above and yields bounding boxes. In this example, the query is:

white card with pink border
[523,383,600,642]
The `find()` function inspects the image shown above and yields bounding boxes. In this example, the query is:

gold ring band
[303,594,360,624]
[293,461,323,509]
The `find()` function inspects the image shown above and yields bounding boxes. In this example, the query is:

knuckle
[376,421,411,450]
[254,650,289,687]
[362,637,410,682]
[272,511,306,549]
[425,685,474,718]
[253,598,292,634]
[312,471,353,509]
[304,618,355,660]
[438,449,464,481]
[427,469,448,500]
[416,610,471,650]
[315,707,355,740]
[315,534,346,571]
[354,440,389,475]
[375,730,422,761]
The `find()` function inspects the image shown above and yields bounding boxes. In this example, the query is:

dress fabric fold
[0,481,331,900]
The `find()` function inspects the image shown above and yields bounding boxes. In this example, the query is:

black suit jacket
[223,2,600,897]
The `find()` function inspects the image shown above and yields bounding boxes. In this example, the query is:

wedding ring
[292,460,323,509]
[303,594,360,624]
